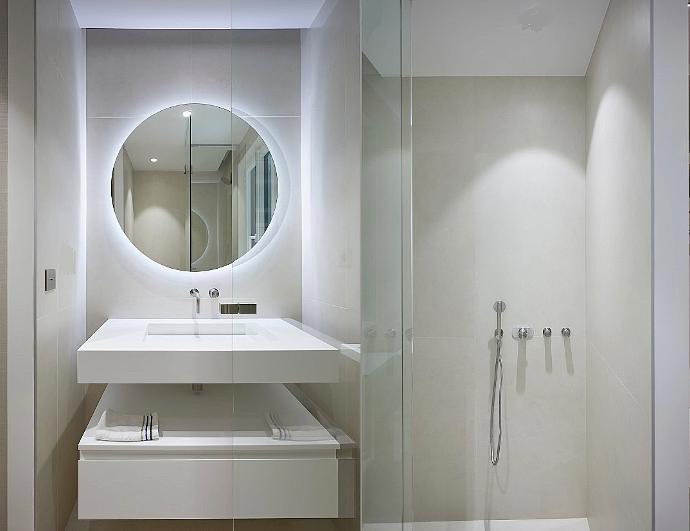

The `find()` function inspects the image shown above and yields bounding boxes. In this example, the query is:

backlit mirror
[111,103,279,272]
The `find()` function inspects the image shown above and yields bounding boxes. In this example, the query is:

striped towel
[264,411,331,442]
[94,409,160,442]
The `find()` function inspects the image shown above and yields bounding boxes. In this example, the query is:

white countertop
[77,318,340,384]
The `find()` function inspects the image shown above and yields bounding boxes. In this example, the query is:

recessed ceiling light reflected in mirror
[182,110,192,118]
[149,157,158,163]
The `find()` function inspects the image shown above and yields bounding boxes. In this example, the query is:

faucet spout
[190,288,200,314]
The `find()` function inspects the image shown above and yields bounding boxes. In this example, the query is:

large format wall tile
[35,0,87,528]
[411,76,586,520]
[585,0,652,529]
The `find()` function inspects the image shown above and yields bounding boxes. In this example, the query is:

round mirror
[111,103,279,272]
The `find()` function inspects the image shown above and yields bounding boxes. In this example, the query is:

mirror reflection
[111,103,278,272]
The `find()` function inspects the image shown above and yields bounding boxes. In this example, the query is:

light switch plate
[45,269,56,291]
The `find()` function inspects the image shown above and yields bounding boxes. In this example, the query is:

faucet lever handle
[189,288,200,314]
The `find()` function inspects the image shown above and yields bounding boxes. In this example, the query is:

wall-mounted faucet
[190,288,200,314]
[511,326,534,340]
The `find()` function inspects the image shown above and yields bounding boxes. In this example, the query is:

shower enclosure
[362,1,688,531]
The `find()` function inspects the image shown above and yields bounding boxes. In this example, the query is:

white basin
[146,321,256,336]
[78,318,340,384]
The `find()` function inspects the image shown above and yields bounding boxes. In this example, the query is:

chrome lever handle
[190,288,200,314]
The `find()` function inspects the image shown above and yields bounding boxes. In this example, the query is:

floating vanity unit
[78,318,340,383]
[77,318,353,520]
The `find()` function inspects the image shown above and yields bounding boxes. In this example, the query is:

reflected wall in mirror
[111,103,279,272]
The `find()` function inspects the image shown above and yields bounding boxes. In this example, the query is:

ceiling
[411,0,611,76]
[73,0,612,76]
[69,0,327,29]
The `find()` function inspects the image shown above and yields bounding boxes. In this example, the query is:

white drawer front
[79,458,339,520]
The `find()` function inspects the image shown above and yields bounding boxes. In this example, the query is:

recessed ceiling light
[149,157,158,163]
[182,110,192,118]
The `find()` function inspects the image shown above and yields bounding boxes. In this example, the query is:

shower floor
[365,519,590,531]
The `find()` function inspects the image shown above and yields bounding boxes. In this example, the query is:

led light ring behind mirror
[110,103,283,273]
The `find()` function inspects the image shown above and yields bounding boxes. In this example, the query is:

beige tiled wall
[411,76,587,521]
[585,0,653,530]
[34,0,87,528]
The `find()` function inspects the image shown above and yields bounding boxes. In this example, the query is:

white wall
[86,29,302,332]
[0,0,7,525]
[411,76,587,521]
[34,0,87,528]
[301,0,361,345]
[300,0,361,444]
[7,0,35,526]
[585,1,652,530]
[651,1,689,529]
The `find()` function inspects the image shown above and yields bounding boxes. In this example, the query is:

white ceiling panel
[70,0,327,29]
[411,0,611,76]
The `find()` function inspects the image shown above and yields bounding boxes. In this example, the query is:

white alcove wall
[86,29,302,333]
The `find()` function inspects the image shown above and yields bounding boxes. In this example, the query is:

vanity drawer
[77,384,355,520]
[78,457,340,519]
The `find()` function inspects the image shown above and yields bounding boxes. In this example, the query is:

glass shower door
[361,0,412,527]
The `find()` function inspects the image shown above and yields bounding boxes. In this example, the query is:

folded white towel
[94,409,160,442]
[264,411,331,442]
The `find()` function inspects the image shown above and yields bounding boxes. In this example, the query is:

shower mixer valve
[512,326,534,340]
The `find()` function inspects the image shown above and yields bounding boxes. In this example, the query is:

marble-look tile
[587,347,651,531]
[35,0,87,527]
[585,1,653,529]
[410,76,587,520]
[301,0,361,347]
[36,312,59,471]
[230,30,301,118]
[411,338,475,460]
[585,0,652,408]
[87,30,195,119]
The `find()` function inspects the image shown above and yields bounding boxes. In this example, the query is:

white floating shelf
[77,318,340,384]
[78,383,355,520]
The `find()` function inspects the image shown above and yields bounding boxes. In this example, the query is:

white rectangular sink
[146,321,256,336]
[78,318,340,384]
